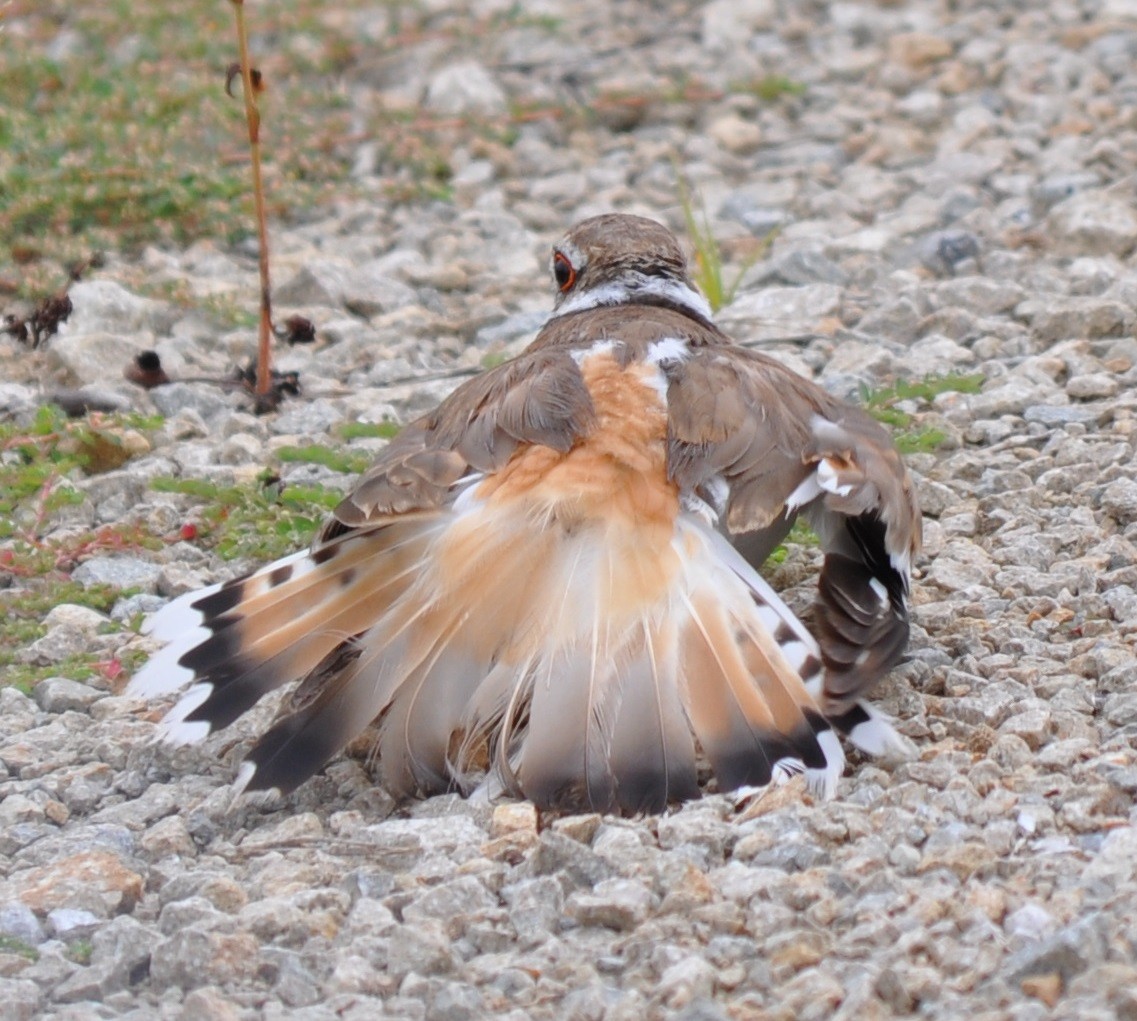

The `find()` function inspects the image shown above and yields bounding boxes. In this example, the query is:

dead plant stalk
[229,0,273,400]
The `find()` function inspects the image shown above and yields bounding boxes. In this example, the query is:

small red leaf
[96,659,124,681]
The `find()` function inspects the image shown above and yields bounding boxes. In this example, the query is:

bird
[129,213,922,815]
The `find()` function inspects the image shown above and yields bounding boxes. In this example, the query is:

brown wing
[665,345,922,712]
[318,347,596,540]
[321,300,731,539]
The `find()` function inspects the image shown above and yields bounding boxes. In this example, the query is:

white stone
[719,283,842,326]
[425,60,507,116]
[42,604,110,633]
[709,113,763,154]
[1047,192,1137,258]
[702,0,775,51]
[65,280,177,335]
[48,330,154,386]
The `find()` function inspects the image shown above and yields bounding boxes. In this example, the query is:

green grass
[0,580,139,695]
[0,408,166,691]
[277,444,372,476]
[0,1,578,285]
[1,3,812,301]
[676,173,777,312]
[0,406,356,689]
[492,5,565,32]
[4,649,149,697]
[66,939,93,965]
[0,935,39,962]
[768,517,821,565]
[1,579,126,619]
[747,75,807,102]
[0,1,562,297]
[0,3,814,296]
[0,407,164,543]
[480,352,510,370]
[861,372,984,454]
[0,2,379,286]
[0,404,377,686]
[339,421,401,441]
[150,473,342,562]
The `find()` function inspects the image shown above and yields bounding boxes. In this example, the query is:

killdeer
[130,214,922,813]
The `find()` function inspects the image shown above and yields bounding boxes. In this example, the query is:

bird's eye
[552,251,577,292]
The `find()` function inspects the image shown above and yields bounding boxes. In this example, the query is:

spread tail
[131,496,873,811]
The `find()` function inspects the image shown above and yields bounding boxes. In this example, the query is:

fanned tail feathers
[130,502,893,812]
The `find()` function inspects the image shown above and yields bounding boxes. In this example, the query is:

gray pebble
[0,902,46,946]
[72,556,164,592]
[45,907,102,939]
[1047,192,1137,257]
[33,677,103,714]
[1022,405,1103,427]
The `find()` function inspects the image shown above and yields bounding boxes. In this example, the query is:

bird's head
[549,213,712,323]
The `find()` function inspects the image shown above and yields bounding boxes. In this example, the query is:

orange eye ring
[553,251,577,292]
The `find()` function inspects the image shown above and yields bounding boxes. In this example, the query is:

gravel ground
[4,0,1137,1018]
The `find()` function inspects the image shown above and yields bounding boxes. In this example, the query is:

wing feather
[665,345,922,709]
